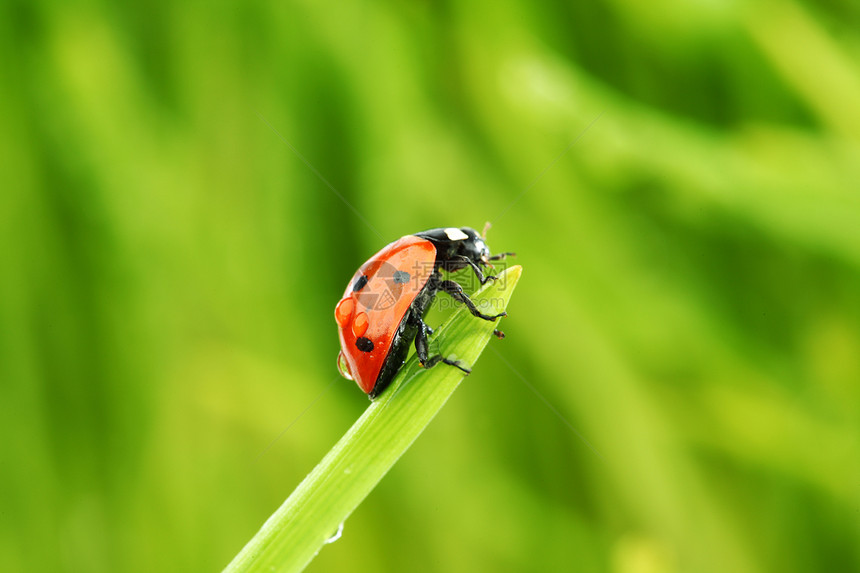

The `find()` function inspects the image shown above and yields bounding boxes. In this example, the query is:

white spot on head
[444,227,469,241]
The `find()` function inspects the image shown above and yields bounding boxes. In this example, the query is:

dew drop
[334,298,355,327]
[324,522,344,545]
[337,351,353,381]
[352,312,369,337]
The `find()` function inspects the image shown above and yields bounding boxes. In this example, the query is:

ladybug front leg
[439,280,507,321]
[454,256,497,285]
[415,319,471,374]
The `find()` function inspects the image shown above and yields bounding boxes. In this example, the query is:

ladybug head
[455,227,492,266]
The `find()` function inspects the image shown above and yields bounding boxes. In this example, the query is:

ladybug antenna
[481,221,492,240]
[488,252,516,261]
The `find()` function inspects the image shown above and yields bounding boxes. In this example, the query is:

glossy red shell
[335,235,437,394]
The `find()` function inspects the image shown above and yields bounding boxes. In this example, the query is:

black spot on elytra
[355,337,374,352]
[352,275,369,292]
[393,270,410,284]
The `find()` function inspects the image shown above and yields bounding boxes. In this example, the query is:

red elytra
[335,235,437,394]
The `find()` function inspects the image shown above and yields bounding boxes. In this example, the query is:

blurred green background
[2,1,859,572]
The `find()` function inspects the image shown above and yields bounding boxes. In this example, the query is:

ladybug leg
[415,319,471,374]
[454,256,497,285]
[439,280,507,321]
[414,319,434,366]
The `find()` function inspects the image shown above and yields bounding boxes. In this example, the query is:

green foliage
[1,2,859,573]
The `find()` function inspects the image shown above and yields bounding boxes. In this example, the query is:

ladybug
[334,226,514,399]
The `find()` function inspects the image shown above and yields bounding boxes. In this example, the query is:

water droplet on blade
[337,351,353,380]
[324,522,344,544]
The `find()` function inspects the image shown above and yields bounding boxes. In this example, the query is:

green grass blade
[224,265,522,573]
